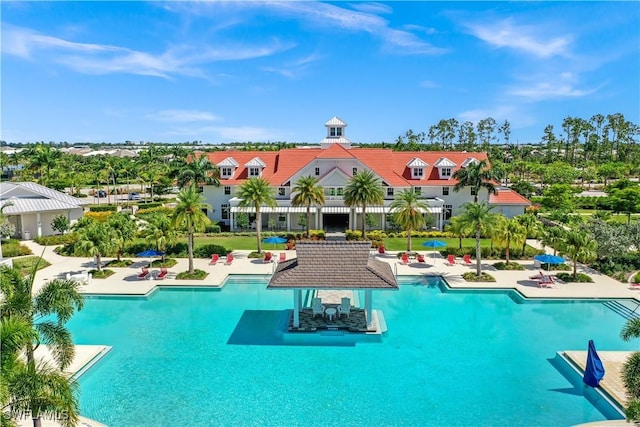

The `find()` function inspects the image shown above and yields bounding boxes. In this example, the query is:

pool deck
[16,239,640,425]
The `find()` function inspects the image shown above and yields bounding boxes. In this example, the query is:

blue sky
[1,1,639,145]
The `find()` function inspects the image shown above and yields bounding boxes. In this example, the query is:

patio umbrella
[534,254,565,271]
[422,240,447,262]
[262,236,288,250]
[583,339,605,387]
[136,249,164,267]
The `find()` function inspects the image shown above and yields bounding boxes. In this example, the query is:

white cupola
[320,116,351,149]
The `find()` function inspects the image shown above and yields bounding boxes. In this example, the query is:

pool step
[603,300,640,320]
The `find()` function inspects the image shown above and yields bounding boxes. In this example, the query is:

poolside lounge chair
[446,254,456,266]
[530,270,547,280]
[224,253,234,265]
[417,254,426,263]
[137,267,149,280]
[630,283,640,290]
[463,254,472,265]
[536,275,555,288]
[311,298,325,318]
[263,252,273,263]
[156,267,168,280]
[279,252,286,262]
[209,254,219,265]
[378,246,385,254]
[338,297,351,318]
[401,253,410,265]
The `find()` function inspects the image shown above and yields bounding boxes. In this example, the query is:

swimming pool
[69,276,636,426]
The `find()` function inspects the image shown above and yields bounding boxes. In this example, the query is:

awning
[321,206,351,214]
[355,207,386,213]
[230,206,316,213]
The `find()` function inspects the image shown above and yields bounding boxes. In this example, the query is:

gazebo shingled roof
[267,241,398,290]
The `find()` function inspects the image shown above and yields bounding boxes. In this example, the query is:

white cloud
[465,18,572,58]
[419,80,439,89]
[508,72,602,100]
[167,125,281,142]
[349,3,393,15]
[147,110,221,123]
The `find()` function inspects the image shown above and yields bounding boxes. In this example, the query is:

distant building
[0,182,88,239]
[198,117,530,232]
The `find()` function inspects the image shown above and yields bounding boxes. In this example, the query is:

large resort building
[202,117,530,232]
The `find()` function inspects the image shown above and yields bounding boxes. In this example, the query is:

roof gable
[317,167,352,186]
[434,157,457,167]
[316,143,355,159]
[218,157,239,167]
[407,157,428,167]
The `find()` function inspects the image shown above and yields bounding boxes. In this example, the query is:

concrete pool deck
[15,239,640,424]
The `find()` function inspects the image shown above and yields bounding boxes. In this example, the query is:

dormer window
[412,168,424,179]
[407,157,428,180]
[217,157,239,178]
[329,127,343,137]
[249,167,261,177]
[245,157,266,178]
[221,167,233,178]
[441,168,452,177]
[434,157,457,179]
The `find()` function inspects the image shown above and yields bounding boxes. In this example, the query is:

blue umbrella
[262,236,288,249]
[583,339,605,387]
[422,240,447,262]
[534,254,565,271]
[137,249,165,267]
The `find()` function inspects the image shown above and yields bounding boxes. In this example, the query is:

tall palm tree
[178,154,220,189]
[74,220,117,272]
[291,176,325,238]
[344,170,384,240]
[457,202,495,276]
[107,213,137,262]
[541,226,565,256]
[389,190,430,252]
[27,144,60,186]
[172,185,212,273]
[493,217,527,264]
[452,159,499,203]
[620,319,640,422]
[236,177,276,254]
[445,216,469,250]
[559,229,597,279]
[142,212,177,263]
[515,213,541,255]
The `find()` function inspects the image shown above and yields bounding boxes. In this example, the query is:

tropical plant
[620,318,640,423]
[452,159,499,203]
[177,154,220,189]
[50,215,69,235]
[141,212,177,262]
[291,176,325,238]
[389,190,430,251]
[457,202,495,276]
[493,217,527,264]
[74,219,117,272]
[107,213,137,261]
[515,213,541,254]
[26,144,61,186]
[540,226,566,256]
[559,229,598,278]
[172,185,212,273]
[344,170,384,240]
[445,216,469,250]
[236,177,276,254]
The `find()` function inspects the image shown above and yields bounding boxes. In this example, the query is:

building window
[442,187,449,196]
[414,187,422,196]
[221,167,233,177]
[330,127,337,137]
[353,167,358,175]
[413,168,424,178]
[470,187,477,196]
[249,167,260,177]
[444,204,452,221]
[278,187,286,196]
[278,215,286,222]
[441,167,452,177]
[387,187,394,197]
[337,187,344,196]
[224,186,231,195]
[336,127,342,136]
[315,167,320,176]
[221,204,229,220]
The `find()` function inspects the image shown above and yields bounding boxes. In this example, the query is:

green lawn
[382,237,492,251]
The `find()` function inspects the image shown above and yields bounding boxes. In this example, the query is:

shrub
[89,269,115,279]
[248,251,264,258]
[462,272,496,282]
[105,259,133,267]
[493,262,525,271]
[345,230,363,240]
[1,240,32,257]
[176,269,209,280]
[136,206,173,218]
[205,224,221,234]
[366,230,387,241]
[556,272,593,283]
[84,211,114,222]
[89,205,117,212]
[193,244,228,258]
[137,202,164,209]
[309,229,325,240]
[150,258,177,268]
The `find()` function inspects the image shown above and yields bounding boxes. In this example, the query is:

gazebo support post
[365,290,373,328]
[293,289,301,328]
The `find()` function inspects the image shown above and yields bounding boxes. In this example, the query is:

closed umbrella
[262,236,288,250]
[534,254,565,271]
[422,240,447,263]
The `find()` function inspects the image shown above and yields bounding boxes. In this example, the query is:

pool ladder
[603,300,640,320]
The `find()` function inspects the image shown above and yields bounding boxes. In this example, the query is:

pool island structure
[267,241,398,332]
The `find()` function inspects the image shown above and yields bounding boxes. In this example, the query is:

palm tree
[559,229,597,279]
[457,202,495,276]
[291,176,325,238]
[27,144,60,186]
[452,159,499,203]
[177,154,220,189]
[389,190,430,252]
[236,177,276,254]
[541,226,565,256]
[142,212,177,263]
[172,185,212,273]
[107,213,137,262]
[74,220,117,272]
[494,217,527,264]
[515,213,541,255]
[344,170,384,240]
[445,216,469,250]
[620,318,640,422]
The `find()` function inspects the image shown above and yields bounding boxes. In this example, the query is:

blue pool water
[68,276,637,426]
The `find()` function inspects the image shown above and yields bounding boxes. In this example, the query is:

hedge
[89,205,117,212]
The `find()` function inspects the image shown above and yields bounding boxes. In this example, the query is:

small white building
[0,182,88,239]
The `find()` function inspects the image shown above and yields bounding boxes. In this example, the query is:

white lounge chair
[337,297,351,318]
[311,297,325,318]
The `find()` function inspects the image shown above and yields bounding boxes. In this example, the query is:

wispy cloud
[147,110,221,122]
[508,72,602,100]
[167,125,282,142]
[261,52,323,78]
[465,18,572,58]
[419,80,439,89]
[1,24,293,78]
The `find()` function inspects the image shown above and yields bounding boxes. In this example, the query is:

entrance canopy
[267,241,398,290]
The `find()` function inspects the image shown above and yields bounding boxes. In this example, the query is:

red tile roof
[489,189,531,205]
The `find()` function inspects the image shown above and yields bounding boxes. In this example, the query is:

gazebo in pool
[267,241,398,330]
